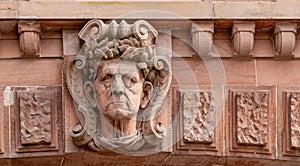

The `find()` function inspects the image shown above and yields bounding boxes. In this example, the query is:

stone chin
[102,104,138,120]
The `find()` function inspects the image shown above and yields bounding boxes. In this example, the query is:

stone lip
[1,1,300,19]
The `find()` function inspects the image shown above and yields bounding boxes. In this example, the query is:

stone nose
[111,74,125,96]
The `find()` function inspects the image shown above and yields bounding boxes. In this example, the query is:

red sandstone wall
[0,1,300,166]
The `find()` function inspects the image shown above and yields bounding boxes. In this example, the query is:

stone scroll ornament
[66,20,172,153]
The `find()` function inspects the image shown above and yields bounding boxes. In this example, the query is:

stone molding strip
[1,1,299,19]
[0,20,299,59]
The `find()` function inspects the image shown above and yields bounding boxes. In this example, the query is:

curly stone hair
[81,36,160,84]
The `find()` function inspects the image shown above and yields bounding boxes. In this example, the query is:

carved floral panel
[236,91,268,146]
[19,91,52,145]
[14,87,61,153]
[181,91,215,144]
[290,92,300,149]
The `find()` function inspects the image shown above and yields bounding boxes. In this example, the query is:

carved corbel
[232,22,255,57]
[274,22,297,58]
[18,22,41,58]
[191,22,214,57]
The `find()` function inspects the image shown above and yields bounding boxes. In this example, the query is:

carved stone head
[67,20,171,153]
[95,58,152,119]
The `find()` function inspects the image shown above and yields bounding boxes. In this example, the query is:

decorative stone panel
[182,91,215,144]
[227,87,276,159]
[281,91,300,158]
[0,87,6,156]
[175,88,223,156]
[12,87,62,154]
[290,92,300,149]
[236,91,268,146]
[19,91,52,145]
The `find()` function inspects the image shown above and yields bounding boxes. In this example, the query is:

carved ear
[140,81,153,109]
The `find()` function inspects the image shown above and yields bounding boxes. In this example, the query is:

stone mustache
[66,20,172,153]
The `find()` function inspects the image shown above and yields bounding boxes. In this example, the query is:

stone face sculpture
[66,20,172,153]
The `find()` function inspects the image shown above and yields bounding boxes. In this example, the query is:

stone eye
[102,74,112,87]
[122,75,137,88]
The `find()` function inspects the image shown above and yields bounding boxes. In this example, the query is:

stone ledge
[0,153,299,166]
[0,1,298,19]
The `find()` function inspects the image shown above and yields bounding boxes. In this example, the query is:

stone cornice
[1,1,300,19]
[1,19,300,59]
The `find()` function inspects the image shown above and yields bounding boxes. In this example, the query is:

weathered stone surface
[253,31,273,58]
[289,92,300,149]
[156,28,172,58]
[214,2,300,19]
[0,59,62,86]
[19,91,52,145]
[18,22,41,58]
[165,155,222,166]
[227,87,275,159]
[17,1,213,19]
[62,29,80,56]
[2,1,297,20]
[40,39,63,58]
[236,91,268,146]
[0,87,6,156]
[232,22,255,57]
[191,22,214,57]
[174,86,223,156]
[0,2,16,19]
[0,40,21,58]
[67,20,172,153]
[11,87,62,155]
[278,87,300,160]
[256,60,300,85]
[274,22,297,57]
[1,4,300,163]
[181,91,215,144]
[172,58,256,86]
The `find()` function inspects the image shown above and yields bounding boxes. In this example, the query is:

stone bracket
[191,22,214,57]
[232,22,255,57]
[18,21,41,58]
[274,22,298,58]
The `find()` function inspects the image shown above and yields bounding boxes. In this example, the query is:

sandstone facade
[0,0,300,165]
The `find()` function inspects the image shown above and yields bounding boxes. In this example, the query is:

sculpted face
[94,59,150,119]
